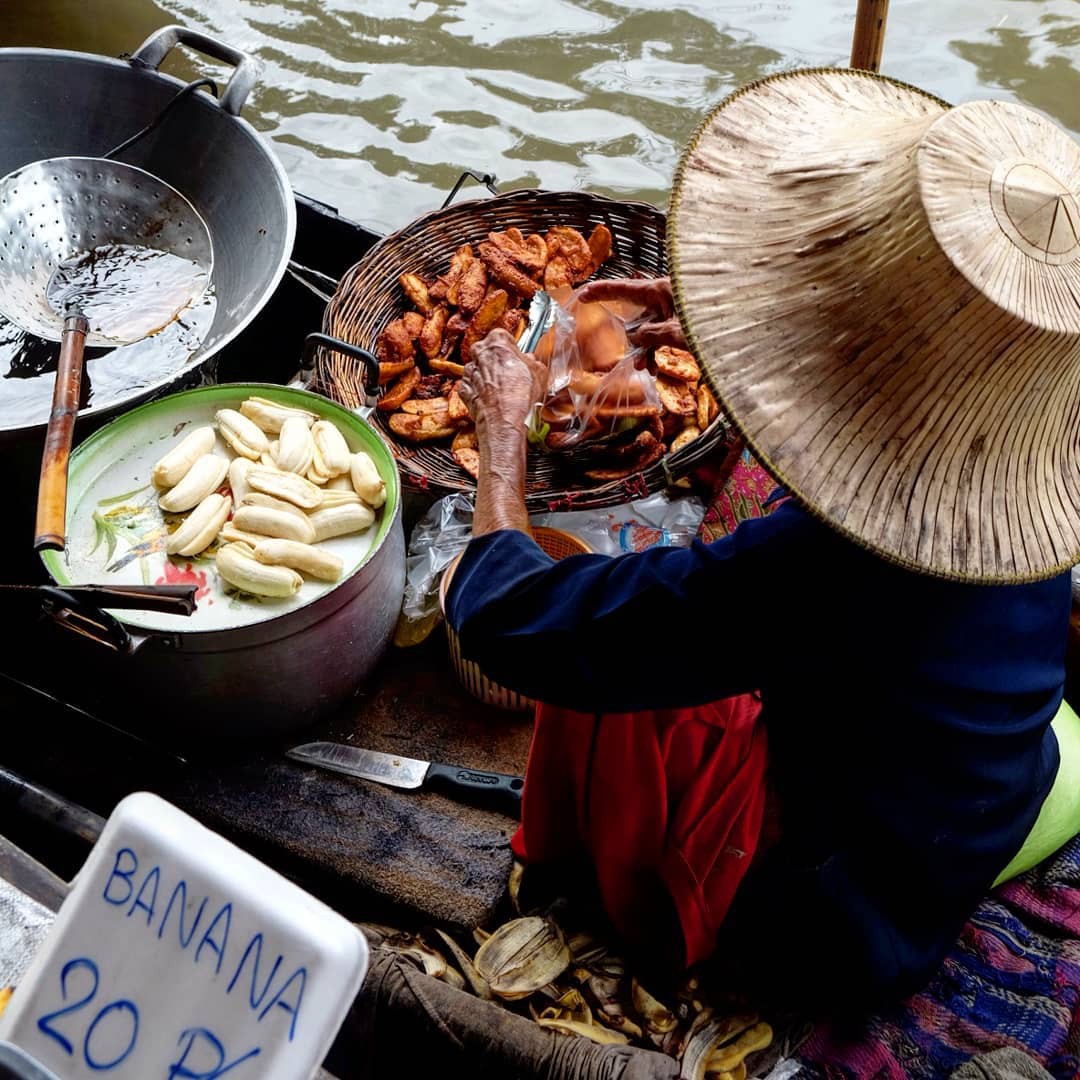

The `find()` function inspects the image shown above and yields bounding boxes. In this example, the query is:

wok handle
[128,25,258,116]
[35,315,88,553]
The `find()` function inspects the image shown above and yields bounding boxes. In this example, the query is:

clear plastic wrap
[530,288,659,452]
[397,490,706,643]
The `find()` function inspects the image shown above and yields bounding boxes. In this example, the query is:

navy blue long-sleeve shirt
[447,500,1072,1005]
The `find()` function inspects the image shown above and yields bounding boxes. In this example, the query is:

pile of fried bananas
[376,223,614,477]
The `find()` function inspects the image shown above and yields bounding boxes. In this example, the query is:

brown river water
[2,0,1077,235]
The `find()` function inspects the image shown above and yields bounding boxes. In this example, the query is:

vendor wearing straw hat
[450,69,1080,1009]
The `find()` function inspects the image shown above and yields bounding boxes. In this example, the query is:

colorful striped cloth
[790,835,1080,1079]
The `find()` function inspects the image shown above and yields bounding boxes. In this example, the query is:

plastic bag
[396,490,706,644]
[531,287,659,451]
[533,489,706,556]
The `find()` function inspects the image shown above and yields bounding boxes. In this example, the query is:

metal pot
[39,383,405,738]
[0,26,295,441]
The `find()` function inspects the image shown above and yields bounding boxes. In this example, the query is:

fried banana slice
[377,367,422,412]
[697,383,720,430]
[669,423,701,455]
[452,427,478,452]
[376,318,415,365]
[457,259,489,315]
[431,356,466,377]
[657,374,697,417]
[401,396,449,415]
[654,345,701,383]
[399,273,434,316]
[419,303,450,359]
[389,411,457,442]
[453,446,481,478]
[447,383,470,423]
[378,358,415,385]
[544,256,573,291]
[433,245,470,302]
[584,432,665,481]
[587,223,613,272]
[461,288,509,362]
[403,311,425,339]
[479,241,540,298]
[499,309,526,341]
[546,226,593,282]
[487,229,548,274]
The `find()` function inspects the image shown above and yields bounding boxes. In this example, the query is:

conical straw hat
[668,69,1080,582]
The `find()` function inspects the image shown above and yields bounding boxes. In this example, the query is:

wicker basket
[316,188,728,511]
[439,527,591,711]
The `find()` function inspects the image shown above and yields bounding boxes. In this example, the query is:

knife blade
[285,742,524,817]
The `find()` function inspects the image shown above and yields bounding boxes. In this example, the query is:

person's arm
[460,329,543,537]
[446,506,806,712]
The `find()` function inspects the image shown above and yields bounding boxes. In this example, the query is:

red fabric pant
[511,695,768,968]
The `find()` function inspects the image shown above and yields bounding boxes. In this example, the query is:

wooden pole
[850,0,890,72]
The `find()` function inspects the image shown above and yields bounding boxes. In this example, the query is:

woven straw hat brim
[668,68,1080,583]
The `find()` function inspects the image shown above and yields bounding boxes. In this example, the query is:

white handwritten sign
[0,793,368,1079]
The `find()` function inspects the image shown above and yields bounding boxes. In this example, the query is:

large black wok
[0,26,295,441]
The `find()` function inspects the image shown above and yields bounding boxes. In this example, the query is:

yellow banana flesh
[253,539,344,582]
[239,396,317,435]
[159,454,229,513]
[276,416,315,474]
[152,426,216,488]
[312,420,352,477]
[307,502,375,542]
[233,504,317,544]
[216,542,303,598]
[166,493,232,557]
[215,408,269,461]
[350,451,387,508]
[246,465,322,510]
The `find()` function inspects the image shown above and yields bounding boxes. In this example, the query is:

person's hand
[461,329,546,435]
[574,276,688,352]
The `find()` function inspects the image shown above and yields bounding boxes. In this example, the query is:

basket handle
[441,170,500,209]
[128,25,259,116]
[293,332,380,405]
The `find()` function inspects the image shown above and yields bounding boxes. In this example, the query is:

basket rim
[321,186,728,509]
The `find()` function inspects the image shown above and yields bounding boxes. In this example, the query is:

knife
[285,742,524,818]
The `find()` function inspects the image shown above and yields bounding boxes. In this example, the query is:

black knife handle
[425,763,524,818]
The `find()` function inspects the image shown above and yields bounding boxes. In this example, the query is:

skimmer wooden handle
[35,314,89,552]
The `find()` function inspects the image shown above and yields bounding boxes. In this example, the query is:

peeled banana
[233,504,317,544]
[312,421,351,477]
[166,493,232,557]
[276,416,315,474]
[308,502,375,542]
[252,538,344,582]
[228,457,252,505]
[241,492,308,520]
[152,426,216,488]
[216,408,269,461]
[319,489,363,509]
[239,396,317,435]
[350,451,386,508]
[159,454,229,513]
[217,542,303,598]
[219,522,270,548]
[246,465,322,510]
